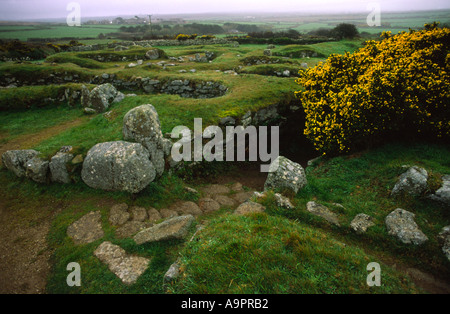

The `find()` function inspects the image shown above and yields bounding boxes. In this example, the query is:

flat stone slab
[130,206,148,222]
[234,201,265,216]
[94,241,150,285]
[350,213,375,234]
[116,221,149,239]
[201,184,230,196]
[198,198,221,213]
[213,195,237,208]
[134,215,195,245]
[385,208,428,245]
[232,191,254,204]
[67,211,104,245]
[147,208,162,223]
[306,201,340,226]
[109,203,130,226]
[173,201,203,216]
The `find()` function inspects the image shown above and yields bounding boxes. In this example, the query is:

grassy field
[0,10,448,44]
[0,16,449,294]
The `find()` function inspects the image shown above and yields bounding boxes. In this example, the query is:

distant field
[0,10,448,42]
[0,25,122,41]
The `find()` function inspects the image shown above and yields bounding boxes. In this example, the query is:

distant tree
[333,23,359,39]
[97,33,106,39]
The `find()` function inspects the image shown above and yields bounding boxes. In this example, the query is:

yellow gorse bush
[295,23,450,155]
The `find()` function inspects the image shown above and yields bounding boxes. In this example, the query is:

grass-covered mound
[172,213,418,294]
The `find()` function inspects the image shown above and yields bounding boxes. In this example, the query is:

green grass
[0,104,83,143]
[264,143,450,278]
[171,213,419,294]
[0,25,123,41]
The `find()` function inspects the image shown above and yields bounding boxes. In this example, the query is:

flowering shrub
[296,23,450,154]
[176,34,198,41]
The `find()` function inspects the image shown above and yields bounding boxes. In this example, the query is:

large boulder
[264,156,307,195]
[385,208,428,245]
[391,166,428,197]
[2,149,39,178]
[123,104,167,176]
[81,141,156,193]
[145,48,161,60]
[49,152,73,184]
[82,83,120,113]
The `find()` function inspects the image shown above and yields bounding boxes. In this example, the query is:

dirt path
[0,117,88,157]
[0,117,87,294]
[0,196,58,294]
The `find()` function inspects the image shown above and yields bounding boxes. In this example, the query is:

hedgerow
[296,23,450,154]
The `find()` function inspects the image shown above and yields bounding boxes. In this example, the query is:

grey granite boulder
[391,166,428,197]
[264,156,307,195]
[2,150,40,178]
[81,141,156,193]
[82,83,119,113]
[123,104,165,177]
[145,48,161,60]
[25,157,49,183]
[49,152,73,184]
[385,208,428,245]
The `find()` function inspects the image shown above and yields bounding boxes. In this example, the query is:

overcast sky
[1,0,449,20]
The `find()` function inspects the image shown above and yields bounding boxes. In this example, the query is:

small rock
[184,186,199,195]
[234,201,265,216]
[306,201,340,226]
[230,182,243,192]
[116,221,148,239]
[67,211,104,245]
[83,107,97,115]
[201,184,230,196]
[175,201,203,216]
[350,213,375,234]
[131,206,148,222]
[160,209,178,219]
[147,208,162,223]
[233,191,254,204]
[198,198,221,213]
[71,154,84,164]
[109,203,130,226]
[213,195,236,207]
[164,259,181,282]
